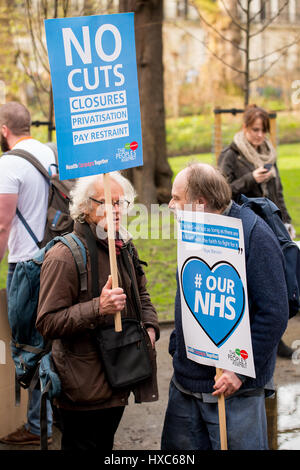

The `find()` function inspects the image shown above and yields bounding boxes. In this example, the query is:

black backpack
[5,147,75,247]
[240,195,300,318]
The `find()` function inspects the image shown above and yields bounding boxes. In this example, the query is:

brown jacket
[218,142,291,223]
[36,221,159,410]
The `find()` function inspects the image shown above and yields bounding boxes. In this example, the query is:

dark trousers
[59,406,125,450]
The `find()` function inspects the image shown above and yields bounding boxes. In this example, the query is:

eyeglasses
[89,197,130,210]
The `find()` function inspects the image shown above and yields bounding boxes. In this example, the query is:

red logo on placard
[130,141,138,151]
[240,350,248,360]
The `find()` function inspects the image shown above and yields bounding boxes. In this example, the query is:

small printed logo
[125,141,138,151]
[228,348,248,369]
[116,146,137,162]
[235,348,248,360]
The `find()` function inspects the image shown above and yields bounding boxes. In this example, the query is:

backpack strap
[239,204,259,257]
[5,149,51,181]
[81,223,99,297]
[15,208,40,247]
[121,244,143,322]
[5,149,51,247]
[59,233,88,293]
[40,379,51,450]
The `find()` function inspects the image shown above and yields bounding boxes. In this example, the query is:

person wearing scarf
[218,105,295,358]
[35,172,159,450]
[218,105,294,234]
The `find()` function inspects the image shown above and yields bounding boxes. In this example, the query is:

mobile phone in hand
[264,163,272,171]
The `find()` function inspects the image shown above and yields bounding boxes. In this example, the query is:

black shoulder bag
[82,223,152,389]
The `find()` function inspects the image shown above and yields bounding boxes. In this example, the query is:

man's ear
[1,125,8,138]
[193,198,206,212]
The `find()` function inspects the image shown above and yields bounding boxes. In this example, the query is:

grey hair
[69,171,136,222]
[186,163,232,212]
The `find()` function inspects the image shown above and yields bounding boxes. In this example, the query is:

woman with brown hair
[219,105,294,231]
[218,105,296,358]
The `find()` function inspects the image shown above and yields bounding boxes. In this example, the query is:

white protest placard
[177,210,255,378]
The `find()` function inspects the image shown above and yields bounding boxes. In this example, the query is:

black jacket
[218,142,291,223]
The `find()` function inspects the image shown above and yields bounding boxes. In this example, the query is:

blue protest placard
[45,13,143,180]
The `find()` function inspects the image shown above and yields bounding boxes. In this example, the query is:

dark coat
[218,142,291,223]
[36,221,159,410]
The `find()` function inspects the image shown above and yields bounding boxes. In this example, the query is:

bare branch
[249,34,300,62]
[41,0,48,19]
[16,46,48,117]
[219,0,247,32]
[250,0,289,38]
[190,1,246,52]
[63,0,69,17]
[249,0,270,23]
[236,0,247,14]
[170,21,245,75]
[25,0,50,73]
[249,49,289,83]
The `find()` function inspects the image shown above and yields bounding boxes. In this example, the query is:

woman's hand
[146,327,156,349]
[99,275,126,315]
[252,167,272,184]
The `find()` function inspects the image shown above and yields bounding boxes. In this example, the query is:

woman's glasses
[89,197,130,210]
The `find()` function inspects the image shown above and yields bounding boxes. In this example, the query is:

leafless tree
[191,0,300,105]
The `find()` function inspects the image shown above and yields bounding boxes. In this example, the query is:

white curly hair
[69,171,136,222]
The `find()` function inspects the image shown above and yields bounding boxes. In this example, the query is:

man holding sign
[161,163,289,450]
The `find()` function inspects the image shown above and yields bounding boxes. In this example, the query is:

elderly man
[36,172,159,451]
[161,163,289,450]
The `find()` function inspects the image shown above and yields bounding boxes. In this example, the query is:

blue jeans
[7,263,52,437]
[161,381,268,450]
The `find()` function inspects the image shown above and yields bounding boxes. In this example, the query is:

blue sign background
[45,13,143,180]
[181,257,245,347]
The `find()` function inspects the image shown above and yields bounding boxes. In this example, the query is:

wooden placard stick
[216,367,228,450]
[103,173,122,332]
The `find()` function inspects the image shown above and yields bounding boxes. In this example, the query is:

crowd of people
[0,101,296,450]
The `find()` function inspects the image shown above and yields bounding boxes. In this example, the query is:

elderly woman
[36,172,159,450]
[218,105,295,358]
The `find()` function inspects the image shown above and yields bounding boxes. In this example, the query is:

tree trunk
[119,0,172,206]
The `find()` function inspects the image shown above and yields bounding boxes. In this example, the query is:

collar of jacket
[74,220,133,251]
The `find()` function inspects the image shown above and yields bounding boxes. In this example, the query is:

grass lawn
[0,142,299,322]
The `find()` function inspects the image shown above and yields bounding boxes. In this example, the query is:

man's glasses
[89,197,130,210]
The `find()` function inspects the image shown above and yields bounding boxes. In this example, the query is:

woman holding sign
[36,172,159,451]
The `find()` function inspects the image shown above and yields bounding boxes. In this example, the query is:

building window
[260,0,266,21]
[270,0,279,16]
[289,0,296,22]
[177,0,188,18]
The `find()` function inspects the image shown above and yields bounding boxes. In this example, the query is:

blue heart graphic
[181,257,245,347]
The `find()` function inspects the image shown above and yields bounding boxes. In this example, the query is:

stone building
[163,1,300,115]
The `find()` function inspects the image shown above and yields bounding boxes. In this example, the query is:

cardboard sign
[177,211,255,378]
[45,13,143,180]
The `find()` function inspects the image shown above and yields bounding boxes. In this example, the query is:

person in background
[0,102,54,445]
[218,104,295,358]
